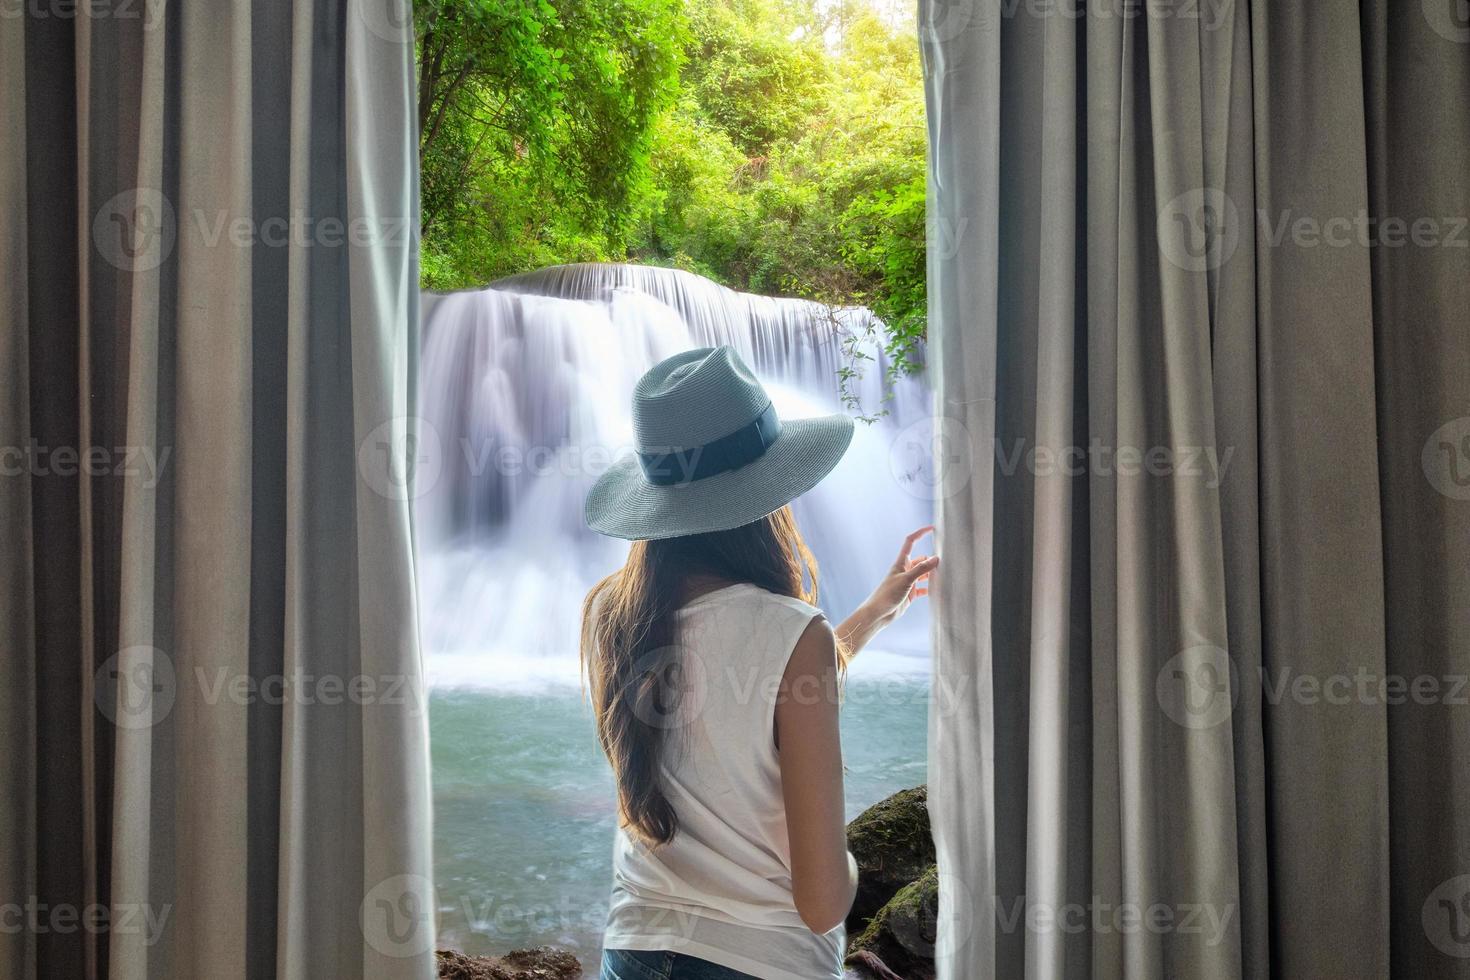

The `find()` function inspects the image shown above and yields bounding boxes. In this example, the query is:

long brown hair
[581,505,831,846]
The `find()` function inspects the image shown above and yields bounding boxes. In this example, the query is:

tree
[415,0,929,387]
[632,2,927,387]
[415,0,686,286]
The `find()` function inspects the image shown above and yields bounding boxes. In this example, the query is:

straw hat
[584,346,855,541]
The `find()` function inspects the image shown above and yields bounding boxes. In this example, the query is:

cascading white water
[415,263,933,688]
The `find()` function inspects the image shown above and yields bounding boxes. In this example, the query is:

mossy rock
[437,947,581,980]
[845,786,934,930]
[845,865,939,980]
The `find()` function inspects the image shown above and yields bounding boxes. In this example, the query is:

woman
[583,347,938,980]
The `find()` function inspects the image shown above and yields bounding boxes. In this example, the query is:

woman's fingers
[892,525,936,571]
[880,535,938,613]
[903,555,940,582]
[904,555,939,600]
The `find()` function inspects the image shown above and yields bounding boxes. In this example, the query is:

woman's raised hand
[835,526,939,655]
[868,525,939,625]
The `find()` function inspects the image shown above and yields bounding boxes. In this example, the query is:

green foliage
[417,0,927,384]
[682,0,829,153]
[415,0,687,287]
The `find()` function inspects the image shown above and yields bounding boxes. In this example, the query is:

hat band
[638,402,782,486]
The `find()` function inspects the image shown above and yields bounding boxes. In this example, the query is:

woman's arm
[835,526,939,656]
[778,527,938,932]
[776,617,857,934]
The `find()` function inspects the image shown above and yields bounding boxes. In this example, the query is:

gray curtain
[923,1,1469,978]
[0,3,433,979]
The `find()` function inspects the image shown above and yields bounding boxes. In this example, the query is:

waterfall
[415,263,934,688]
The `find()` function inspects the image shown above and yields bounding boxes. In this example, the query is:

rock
[846,949,907,980]
[845,786,934,930]
[845,865,939,980]
[436,947,582,980]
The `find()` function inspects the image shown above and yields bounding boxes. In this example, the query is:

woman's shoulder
[753,588,825,624]
[681,582,825,637]
[678,585,826,685]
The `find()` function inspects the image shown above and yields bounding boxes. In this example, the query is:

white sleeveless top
[602,583,846,980]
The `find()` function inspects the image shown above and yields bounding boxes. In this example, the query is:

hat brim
[585,414,856,541]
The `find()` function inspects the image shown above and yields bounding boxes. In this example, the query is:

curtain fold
[924,1,1470,978]
[0,3,433,979]
[1,11,40,980]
